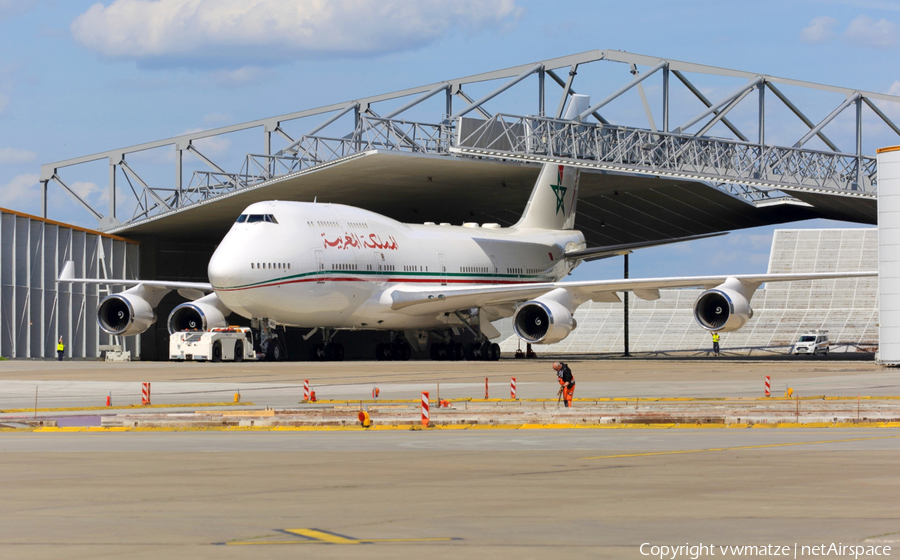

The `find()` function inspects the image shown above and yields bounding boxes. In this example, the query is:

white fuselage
[207,201,585,330]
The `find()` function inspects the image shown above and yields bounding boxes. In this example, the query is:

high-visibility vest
[57,343,64,352]
[712,333,719,343]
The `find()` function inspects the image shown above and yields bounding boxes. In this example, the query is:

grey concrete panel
[0,208,139,359]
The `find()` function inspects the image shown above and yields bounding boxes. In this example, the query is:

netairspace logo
[640,542,892,559]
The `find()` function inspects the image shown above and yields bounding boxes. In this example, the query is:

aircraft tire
[429,343,441,361]
[480,342,492,361]
[490,343,501,361]
[271,342,285,361]
[399,342,412,361]
[452,342,464,361]
[465,343,478,361]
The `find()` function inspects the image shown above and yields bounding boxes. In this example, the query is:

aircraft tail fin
[513,94,589,230]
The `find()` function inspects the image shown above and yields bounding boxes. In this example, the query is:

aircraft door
[315,250,325,284]
[437,253,447,286]
[372,252,385,285]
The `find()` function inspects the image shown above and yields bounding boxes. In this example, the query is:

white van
[793,333,829,355]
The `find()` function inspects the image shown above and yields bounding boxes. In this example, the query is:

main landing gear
[429,337,500,361]
[375,335,412,361]
[309,328,345,362]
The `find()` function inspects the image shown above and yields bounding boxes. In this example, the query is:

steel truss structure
[41,50,900,231]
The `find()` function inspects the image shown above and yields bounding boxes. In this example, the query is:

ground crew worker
[553,362,575,407]
[57,336,65,361]
[712,332,720,356]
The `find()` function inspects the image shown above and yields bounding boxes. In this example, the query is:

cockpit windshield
[236,214,278,224]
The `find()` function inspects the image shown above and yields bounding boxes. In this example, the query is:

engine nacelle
[167,293,229,334]
[693,287,753,332]
[97,291,157,336]
[513,298,577,344]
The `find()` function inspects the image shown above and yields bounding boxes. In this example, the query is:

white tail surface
[513,95,589,231]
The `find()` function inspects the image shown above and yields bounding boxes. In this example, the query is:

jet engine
[513,294,577,344]
[167,293,230,334]
[693,287,753,332]
[97,289,158,336]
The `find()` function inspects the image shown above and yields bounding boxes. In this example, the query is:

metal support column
[445,86,453,119]
[623,253,630,357]
[108,158,116,222]
[856,96,863,189]
[175,148,182,207]
[40,180,48,218]
[758,83,766,147]
[662,66,669,132]
[538,69,545,117]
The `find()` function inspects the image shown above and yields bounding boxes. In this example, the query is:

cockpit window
[244,214,278,224]
[236,214,247,223]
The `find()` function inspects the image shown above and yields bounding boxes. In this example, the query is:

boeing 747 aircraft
[58,96,877,361]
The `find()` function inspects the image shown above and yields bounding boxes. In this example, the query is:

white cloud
[0,148,37,164]
[0,173,39,207]
[800,16,839,43]
[70,181,107,204]
[183,128,231,156]
[844,14,899,48]
[70,0,521,68]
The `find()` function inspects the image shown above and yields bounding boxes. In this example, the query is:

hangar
[22,50,897,359]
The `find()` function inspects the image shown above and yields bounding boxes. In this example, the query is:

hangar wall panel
[0,209,140,359]
[499,229,878,355]
[878,148,900,364]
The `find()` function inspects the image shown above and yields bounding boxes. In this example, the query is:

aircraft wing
[57,260,213,294]
[389,271,877,316]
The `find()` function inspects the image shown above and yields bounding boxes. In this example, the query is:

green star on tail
[551,181,567,215]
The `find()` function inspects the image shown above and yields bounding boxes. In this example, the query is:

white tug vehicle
[169,327,257,362]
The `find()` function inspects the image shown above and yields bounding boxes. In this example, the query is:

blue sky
[0,0,891,280]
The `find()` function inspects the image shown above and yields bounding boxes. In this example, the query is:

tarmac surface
[2,356,900,559]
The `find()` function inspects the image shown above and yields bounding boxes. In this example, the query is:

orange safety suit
[557,363,575,407]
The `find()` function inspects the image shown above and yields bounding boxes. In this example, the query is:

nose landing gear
[254,318,286,361]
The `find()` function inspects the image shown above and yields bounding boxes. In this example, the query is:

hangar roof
[111,151,860,247]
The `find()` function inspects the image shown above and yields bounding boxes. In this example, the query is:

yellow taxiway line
[0,402,253,414]
[11,421,900,433]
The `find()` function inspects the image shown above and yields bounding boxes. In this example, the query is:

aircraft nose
[207,240,243,288]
